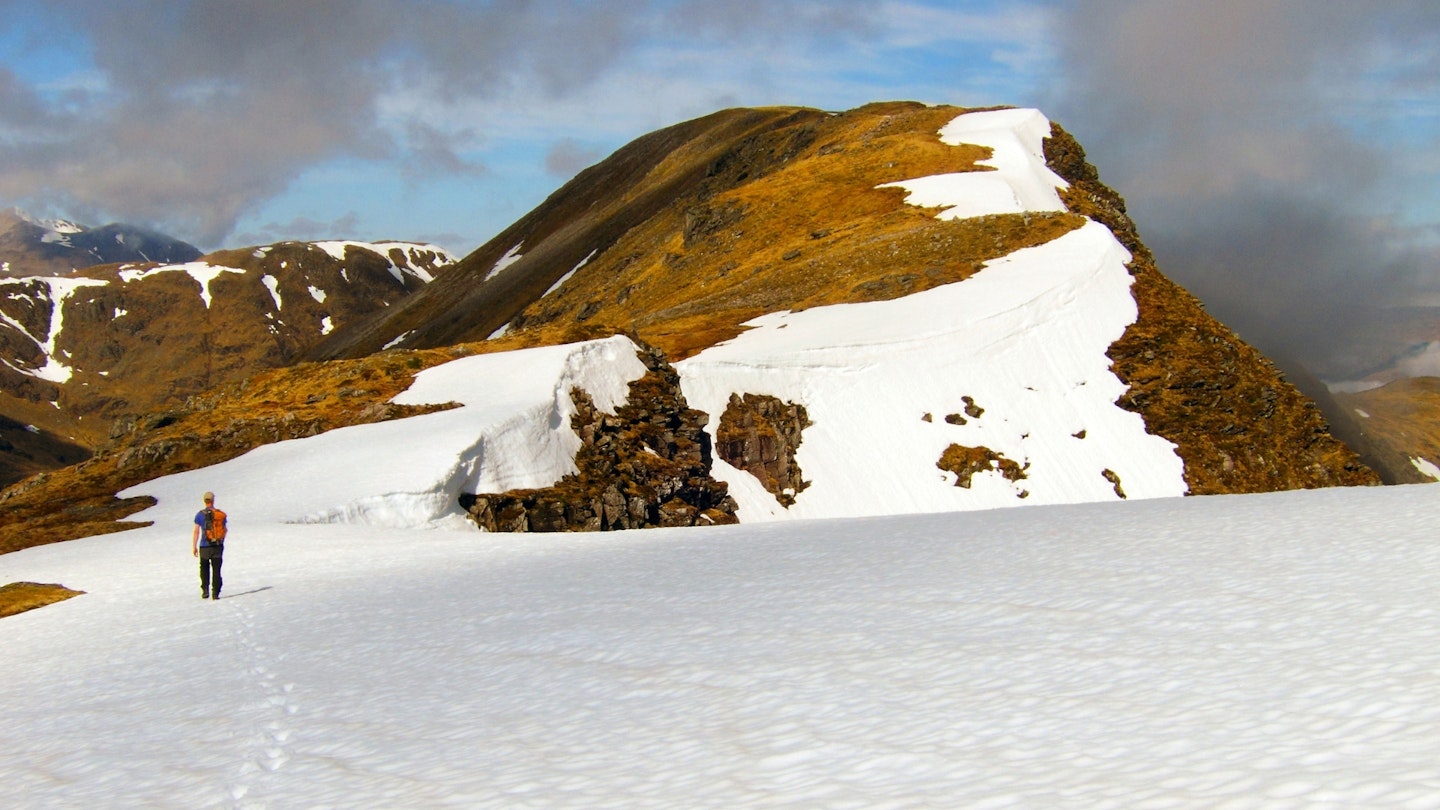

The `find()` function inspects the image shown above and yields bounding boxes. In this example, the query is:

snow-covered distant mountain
[0,208,203,278]
[0,240,455,485]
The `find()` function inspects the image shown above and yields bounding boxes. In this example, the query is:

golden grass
[0,581,83,618]
[937,444,1027,490]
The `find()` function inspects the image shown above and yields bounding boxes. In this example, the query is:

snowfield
[4,485,1440,807]
[678,219,1186,521]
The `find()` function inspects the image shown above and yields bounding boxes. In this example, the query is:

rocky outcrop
[461,345,737,532]
[715,393,811,506]
[937,444,1028,493]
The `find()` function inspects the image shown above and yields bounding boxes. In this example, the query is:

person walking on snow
[192,491,228,600]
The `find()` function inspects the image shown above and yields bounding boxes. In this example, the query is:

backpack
[203,507,228,544]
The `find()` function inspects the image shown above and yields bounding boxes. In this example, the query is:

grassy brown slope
[1333,377,1440,483]
[309,107,832,359]
[467,102,1085,360]
[1044,125,1377,493]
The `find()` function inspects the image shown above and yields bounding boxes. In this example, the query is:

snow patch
[119,261,246,309]
[484,243,524,282]
[1412,456,1440,481]
[877,107,1068,219]
[0,276,109,382]
[312,240,450,284]
[5,481,1440,806]
[308,285,327,303]
[319,316,334,335]
[261,275,283,311]
[543,249,598,298]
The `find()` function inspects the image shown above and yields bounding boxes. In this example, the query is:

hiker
[191,491,228,600]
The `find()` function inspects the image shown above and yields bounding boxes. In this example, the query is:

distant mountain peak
[0,209,202,278]
[7,207,84,236]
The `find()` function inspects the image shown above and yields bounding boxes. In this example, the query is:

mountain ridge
[0,102,1379,550]
[0,239,455,486]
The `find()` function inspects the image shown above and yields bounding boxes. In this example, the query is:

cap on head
[203,491,214,503]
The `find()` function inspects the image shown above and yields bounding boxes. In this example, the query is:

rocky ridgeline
[461,345,739,532]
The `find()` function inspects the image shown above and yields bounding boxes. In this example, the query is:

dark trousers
[199,546,223,596]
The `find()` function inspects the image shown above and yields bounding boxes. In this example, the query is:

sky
[1,0,1438,378]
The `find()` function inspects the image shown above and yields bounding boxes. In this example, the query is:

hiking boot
[201,591,209,599]
[211,593,220,601]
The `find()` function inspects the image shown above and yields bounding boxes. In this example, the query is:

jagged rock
[716,393,812,506]
[462,344,738,532]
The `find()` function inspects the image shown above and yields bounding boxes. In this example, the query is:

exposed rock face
[461,345,737,532]
[715,393,811,506]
